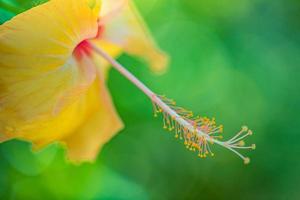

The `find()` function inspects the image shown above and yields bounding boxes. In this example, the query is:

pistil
[91,44,255,164]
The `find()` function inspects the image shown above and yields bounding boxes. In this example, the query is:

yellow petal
[0,0,102,149]
[1,54,124,163]
[96,0,169,74]
[53,55,97,115]
[62,74,124,162]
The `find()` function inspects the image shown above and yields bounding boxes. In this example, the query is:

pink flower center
[73,40,92,60]
[73,25,105,60]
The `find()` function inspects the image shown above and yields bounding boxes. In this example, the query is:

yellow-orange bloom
[0,0,168,162]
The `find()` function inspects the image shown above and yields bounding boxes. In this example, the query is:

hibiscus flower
[0,0,254,164]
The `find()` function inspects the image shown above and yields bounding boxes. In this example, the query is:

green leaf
[0,0,48,24]
[0,141,58,176]
[0,8,14,24]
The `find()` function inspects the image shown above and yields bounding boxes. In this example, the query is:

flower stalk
[91,44,255,164]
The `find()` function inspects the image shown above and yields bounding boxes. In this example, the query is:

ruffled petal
[95,0,169,74]
[1,51,124,163]
[62,74,124,162]
[0,0,101,145]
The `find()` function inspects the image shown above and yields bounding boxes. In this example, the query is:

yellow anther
[219,125,224,133]
[242,126,248,132]
[238,140,245,146]
[214,135,223,139]
[244,157,250,164]
[248,130,253,135]
[252,144,256,150]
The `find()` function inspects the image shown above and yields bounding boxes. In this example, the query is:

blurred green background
[1,0,300,199]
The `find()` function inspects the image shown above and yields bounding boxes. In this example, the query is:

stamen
[91,44,255,164]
